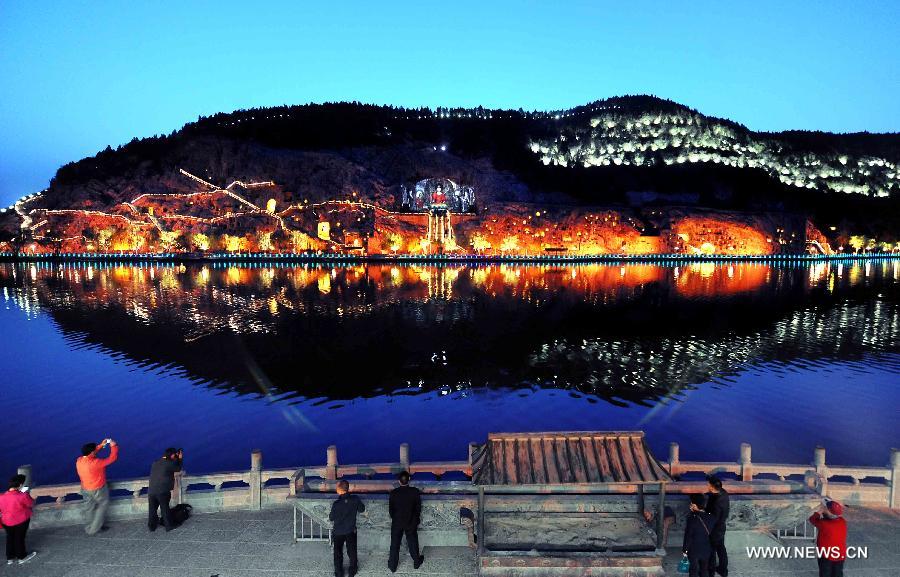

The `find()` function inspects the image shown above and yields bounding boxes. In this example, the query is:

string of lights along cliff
[1,97,899,484]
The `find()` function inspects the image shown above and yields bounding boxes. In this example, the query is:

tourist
[148,447,183,532]
[329,479,365,577]
[387,470,425,572]
[705,474,730,576]
[0,475,36,565]
[809,499,847,577]
[76,438,118,535]
[682,494,714,577]
[643,504,676,546]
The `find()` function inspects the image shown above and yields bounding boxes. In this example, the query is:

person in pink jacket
[0,474,36,565]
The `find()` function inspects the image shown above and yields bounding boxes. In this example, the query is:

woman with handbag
[680,494,714,576]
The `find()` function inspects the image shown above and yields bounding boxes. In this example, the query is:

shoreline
[2,251,899,264]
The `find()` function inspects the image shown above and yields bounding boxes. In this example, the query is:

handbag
[677,555,690,573]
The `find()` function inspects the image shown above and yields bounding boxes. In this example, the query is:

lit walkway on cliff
[9,507,899,577]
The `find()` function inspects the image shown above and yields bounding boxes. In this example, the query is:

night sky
[1,0,898,206]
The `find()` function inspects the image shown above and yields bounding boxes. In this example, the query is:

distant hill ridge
[2,95,898,250]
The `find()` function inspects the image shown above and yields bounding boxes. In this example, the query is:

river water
[1,260,898,485]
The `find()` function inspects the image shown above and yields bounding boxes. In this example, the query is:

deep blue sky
[1,1,898,206]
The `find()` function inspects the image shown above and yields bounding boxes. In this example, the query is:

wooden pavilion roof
[471,431,672,485]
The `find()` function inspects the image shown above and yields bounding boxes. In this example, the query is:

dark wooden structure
[472,431,672,486]
[471,431,671,576]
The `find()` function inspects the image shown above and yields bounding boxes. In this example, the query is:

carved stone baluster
[249,450,263,511]
[326,446,338,481]
[740,443,753,482]
[668,443,680,476]
[890,449,900,509]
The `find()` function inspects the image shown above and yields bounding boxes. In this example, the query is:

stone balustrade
[667,443,899,508]
[17,441,899,531]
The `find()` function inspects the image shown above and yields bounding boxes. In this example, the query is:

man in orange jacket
[76,438,118,535]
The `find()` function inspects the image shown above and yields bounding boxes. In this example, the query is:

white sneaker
[18,552,37,564]
[7,560,14,565]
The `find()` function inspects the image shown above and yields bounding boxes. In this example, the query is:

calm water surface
[1,260,898,484]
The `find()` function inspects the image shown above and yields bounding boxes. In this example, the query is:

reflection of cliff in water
[1,261,898,404]
[530,299,900,406]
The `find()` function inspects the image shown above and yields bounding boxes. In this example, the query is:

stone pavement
[3,506,897,576]
[7,508,475,577]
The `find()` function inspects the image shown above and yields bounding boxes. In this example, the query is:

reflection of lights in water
[470,267,489,286]
[808,262,827,284]
[317,274,331,294]
[688,262,716,278]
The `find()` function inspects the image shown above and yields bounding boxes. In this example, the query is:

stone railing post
[739,443,753,482]
[326,445,338,480]
[889,448,900,509]
[668,443,680,476]
[400,443,410,471]
[17,465,32,488]
[173,471,184,505]
[249,449,262,511]
[813,446,828,496]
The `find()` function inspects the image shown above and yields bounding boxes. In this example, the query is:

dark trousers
[3,520,29,561]
[689,555,710,577]
[333,531,358,576]
[148,492,172,529]
[818,557,844,577]
[709,534,728,576]
[388,525,420,570]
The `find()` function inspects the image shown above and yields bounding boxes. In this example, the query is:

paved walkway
[5,507,898,576]
[11,509,474,577]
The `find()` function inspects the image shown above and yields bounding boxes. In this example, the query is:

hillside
[2,96,898,255]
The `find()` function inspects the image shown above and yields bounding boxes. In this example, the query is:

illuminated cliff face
[9,196,822,256]
[371,207,821,256]
[531,110,899,198]
[2,99,894,254]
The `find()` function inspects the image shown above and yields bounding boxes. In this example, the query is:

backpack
[171,503,193,525]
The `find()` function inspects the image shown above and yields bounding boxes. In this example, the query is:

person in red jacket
[809,499,847,577]
[0,474,36,565]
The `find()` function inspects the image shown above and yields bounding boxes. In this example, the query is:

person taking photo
[76,438,118,535]
[148,447,183,531]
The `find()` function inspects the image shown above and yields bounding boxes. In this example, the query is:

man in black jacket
[682,494,714,577]
[706,474,730,576]
[148,448,182,532]
[329,480,365,577]
[387,471,424,572]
